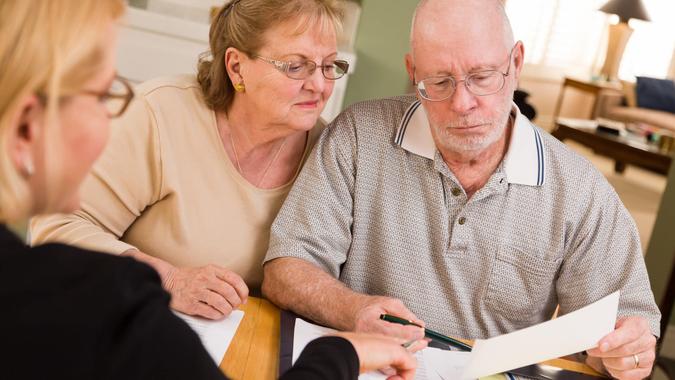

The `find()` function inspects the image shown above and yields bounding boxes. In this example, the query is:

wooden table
[219,297,603,379]
[552,118,672,175]
[553,77,622,121]
[220,297,281,379]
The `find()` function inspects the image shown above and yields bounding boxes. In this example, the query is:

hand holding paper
[460,291,620,379]
[586,316,657,379]
[293,292,624,380]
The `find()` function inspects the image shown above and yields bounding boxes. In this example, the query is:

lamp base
[599,21,633,82]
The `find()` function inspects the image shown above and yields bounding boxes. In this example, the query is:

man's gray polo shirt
[264,95,660,339]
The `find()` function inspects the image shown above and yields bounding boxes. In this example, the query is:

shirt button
[451,187,462,196]
[458,217,466,225]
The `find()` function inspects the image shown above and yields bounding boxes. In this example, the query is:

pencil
[380,314,473,351]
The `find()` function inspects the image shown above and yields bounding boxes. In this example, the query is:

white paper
[292,318,387,379]
[292,318,336,364]
[557,117,598,130]
[293,319,479,379]
[173,310,245,365]
[423,347,473,380]
[461,291,620,379]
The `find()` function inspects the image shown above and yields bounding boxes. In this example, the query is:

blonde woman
[31,0,349,321]
[0,1,225,378]
[1,1,420,379]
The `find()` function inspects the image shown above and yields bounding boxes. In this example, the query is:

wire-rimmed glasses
[415,45,516,101]
[255,56,350,80]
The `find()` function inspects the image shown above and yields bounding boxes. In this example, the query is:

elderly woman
[31,0,349,319]
[1,1,421,378]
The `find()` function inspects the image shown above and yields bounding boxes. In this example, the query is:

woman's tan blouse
[31,74,322,289]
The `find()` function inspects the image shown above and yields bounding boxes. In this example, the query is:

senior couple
[4,0,659,379]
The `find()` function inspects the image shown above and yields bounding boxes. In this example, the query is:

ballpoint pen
[380,314,473,352]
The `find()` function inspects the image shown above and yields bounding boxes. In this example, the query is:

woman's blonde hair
[0,0,125,223]
[197,0,344,114]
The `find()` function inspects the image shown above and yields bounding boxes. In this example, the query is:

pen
[380,314,473,351]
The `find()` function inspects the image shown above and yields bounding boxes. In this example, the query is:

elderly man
[262,0,660,378]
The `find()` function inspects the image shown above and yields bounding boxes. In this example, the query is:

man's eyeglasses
[255,56,350,81]
[415,45,516,102]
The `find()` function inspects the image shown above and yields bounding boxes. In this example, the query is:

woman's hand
[164,264,249,319]
[334,332,426,380]
[122,249,248,319]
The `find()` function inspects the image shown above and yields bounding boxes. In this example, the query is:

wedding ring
[633,353,640,369]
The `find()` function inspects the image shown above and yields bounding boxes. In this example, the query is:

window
[619,1,675,79]
[505,0,675,80]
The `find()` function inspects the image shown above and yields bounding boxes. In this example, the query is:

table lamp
[598,0,650,81]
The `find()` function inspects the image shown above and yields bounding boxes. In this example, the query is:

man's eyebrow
[469,63,500,72]
[417,61,503,78]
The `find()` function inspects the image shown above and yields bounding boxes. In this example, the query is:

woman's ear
[7,94,44,177]
[224,47,246,85]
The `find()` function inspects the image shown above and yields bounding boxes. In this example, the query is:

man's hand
[351,296,426,346]
[164,264,249,319]
[586,316,657,380]
[334,332,426,380]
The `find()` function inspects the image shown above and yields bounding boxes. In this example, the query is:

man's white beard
[435,103,512,154]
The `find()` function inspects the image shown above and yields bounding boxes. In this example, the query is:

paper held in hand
[461,291,619,378]
[291,291,619,379]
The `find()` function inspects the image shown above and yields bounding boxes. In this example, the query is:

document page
[291,291,617,380]
[174,310,245,365]
[423,347,472,380]
[292,318,387,379]
[461,291,619,378]
[293,318,468,380]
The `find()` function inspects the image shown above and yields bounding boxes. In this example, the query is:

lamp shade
[599,0,651,23]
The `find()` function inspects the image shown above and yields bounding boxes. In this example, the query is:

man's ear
[6,94,43,177]
[405,53,415,84]
[512,40,525,81]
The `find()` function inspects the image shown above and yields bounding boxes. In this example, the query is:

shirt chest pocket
[484,246,561,323]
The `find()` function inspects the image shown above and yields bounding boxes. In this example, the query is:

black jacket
[0,225,358,379]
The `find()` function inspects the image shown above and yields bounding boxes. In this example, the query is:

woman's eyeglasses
[255,56,350,81]
[82,75,135,118]
[39,75,135,119]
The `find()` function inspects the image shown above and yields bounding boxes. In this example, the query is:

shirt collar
[394,100,546,186]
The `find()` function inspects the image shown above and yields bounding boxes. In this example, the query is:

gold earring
[233,83,245,92]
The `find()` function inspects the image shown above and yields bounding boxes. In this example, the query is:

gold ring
[633,353,640,369]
